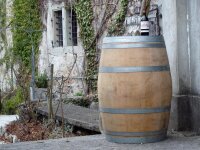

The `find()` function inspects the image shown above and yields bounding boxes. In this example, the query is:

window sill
[50,45,83,56]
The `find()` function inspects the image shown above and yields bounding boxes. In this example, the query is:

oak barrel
[98,36,172,144]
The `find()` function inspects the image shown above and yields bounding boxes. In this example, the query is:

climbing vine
[108,0,129,36]
[74,0,128,94]
[0,0,6,44]
[0,0,8,67]
[74,0,98,94]
[12,0,42,70]
[1,0,128,96]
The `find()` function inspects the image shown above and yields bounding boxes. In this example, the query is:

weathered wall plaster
[0,0,15,91]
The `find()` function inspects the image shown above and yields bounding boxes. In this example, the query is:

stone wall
[38,0,159,97]
[1,0,159,97]
[0,0,15,92]
[125,0,158,36]
[38,0,85,97]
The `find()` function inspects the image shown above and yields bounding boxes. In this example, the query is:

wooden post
[48,64,54,120]
[60,76,65,137]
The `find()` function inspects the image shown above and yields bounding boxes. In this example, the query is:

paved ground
[36,102,99,132]
[0,134,200,150]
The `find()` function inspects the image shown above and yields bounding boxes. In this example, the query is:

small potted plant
[33,73,48,101]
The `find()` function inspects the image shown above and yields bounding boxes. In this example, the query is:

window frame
[51,3,78,49]
[54,10,63,47]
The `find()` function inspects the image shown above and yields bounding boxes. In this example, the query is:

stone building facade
[38,0,158,97]
[0,0,159,96]
[38,0,85,96]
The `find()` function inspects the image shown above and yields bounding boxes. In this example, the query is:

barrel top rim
[103,36,164,43]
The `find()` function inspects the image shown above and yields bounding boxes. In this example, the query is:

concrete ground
[0,134,200,150]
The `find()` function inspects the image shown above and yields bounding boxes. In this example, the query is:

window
[71,10,78,46]
[67,9,78,46]
[54,10,63,47]
[53,8,78,48]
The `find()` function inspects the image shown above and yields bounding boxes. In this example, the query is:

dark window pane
[68,10,77,46]
[55,10,63,47]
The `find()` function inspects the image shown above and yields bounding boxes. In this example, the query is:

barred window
[71,10,78,46]
[54,10,63,47]
[52,8,78,48]
[67,10,78,46]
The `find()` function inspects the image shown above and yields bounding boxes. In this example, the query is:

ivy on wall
[0,0,6,42]
[1,0,129,97]
[0,0,13,72]
[74,0,129,94]
[12,0,42,70]
[74,0,98,94]
[108,0,129,36]
[0,0,8,66]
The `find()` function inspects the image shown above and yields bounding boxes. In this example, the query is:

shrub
[35,73,48,88]
[74,92,83,97]
[3,88,24,114]
[64,97,91,108]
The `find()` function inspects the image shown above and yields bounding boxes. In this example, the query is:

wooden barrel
[98,36,172,144]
